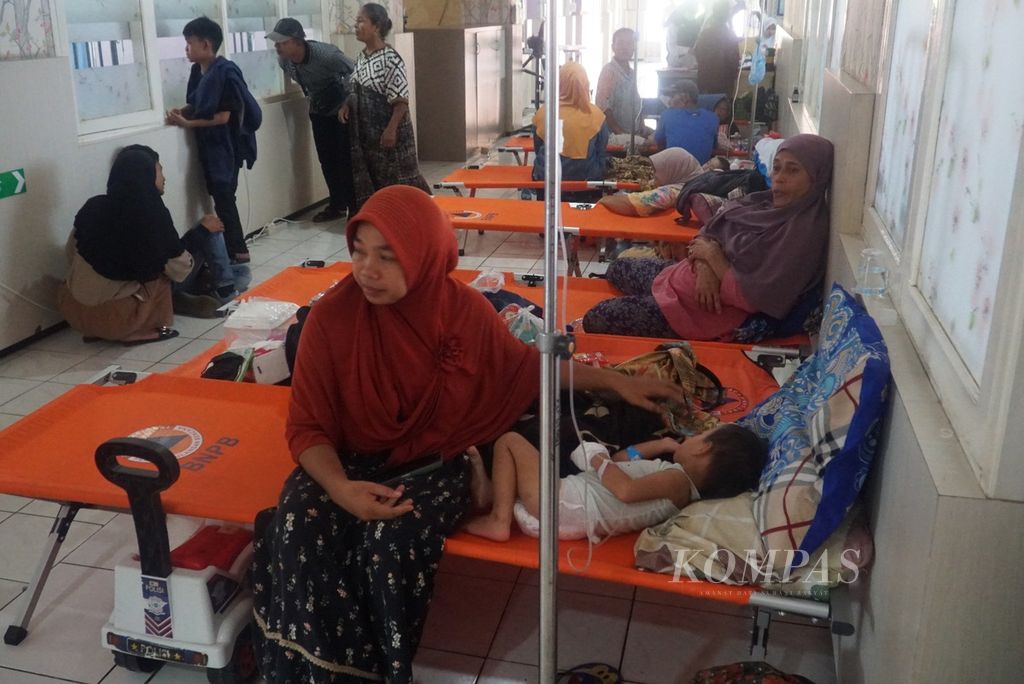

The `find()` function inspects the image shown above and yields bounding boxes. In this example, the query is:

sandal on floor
[557,662,623,684]
[122,327,179,347]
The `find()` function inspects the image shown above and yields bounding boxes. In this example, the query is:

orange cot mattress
[0,375,292,524]
[497,134,626,155]
[433,195,698,243]
[437,166,641,193]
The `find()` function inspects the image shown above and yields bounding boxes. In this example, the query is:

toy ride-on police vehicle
[96,437,257,683]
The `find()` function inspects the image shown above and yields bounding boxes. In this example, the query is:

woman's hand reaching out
[200,214,224,233]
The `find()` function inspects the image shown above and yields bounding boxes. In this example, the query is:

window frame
[859,0,1024,500]
[56,0,328,137]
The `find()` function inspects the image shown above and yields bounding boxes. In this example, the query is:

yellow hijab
[534,62,606,159]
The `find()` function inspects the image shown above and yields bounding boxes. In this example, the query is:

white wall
[0,56,326,351]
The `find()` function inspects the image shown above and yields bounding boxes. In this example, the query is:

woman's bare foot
[462,514,512,542]
[465,446,493,512]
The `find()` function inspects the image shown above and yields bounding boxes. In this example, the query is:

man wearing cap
[269,18,356,223]
[654,79,719,163]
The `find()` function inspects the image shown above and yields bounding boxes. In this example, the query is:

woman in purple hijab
[583,134,834,341]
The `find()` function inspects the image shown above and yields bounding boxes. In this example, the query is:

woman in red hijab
[252,186,682,683]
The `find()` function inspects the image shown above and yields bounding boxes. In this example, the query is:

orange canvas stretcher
[433,195,698,243]
[434,165,641,197]
[496,134,627,165]
[0,319,831,645]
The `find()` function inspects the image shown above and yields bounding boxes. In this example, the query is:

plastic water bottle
[854,248,888,298]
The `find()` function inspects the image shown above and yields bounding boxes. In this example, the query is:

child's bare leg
[466,446,492,511]
[464,433,538,541]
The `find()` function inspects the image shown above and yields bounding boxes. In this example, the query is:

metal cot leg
[748,607,772,660]
[3,503,81,645]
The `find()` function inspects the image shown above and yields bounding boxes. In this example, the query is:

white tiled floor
[0,151,836,683]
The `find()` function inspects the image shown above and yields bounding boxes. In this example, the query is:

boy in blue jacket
[166,17,262,264]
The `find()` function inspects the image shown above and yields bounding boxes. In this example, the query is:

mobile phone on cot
[378,455,444,488]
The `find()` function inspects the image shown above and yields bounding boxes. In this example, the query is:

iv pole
[538,0,563,681]
[629,1,641,156]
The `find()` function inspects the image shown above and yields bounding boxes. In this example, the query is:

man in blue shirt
[654,79,719,164]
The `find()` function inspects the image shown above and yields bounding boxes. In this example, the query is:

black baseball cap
[267,17,305,42]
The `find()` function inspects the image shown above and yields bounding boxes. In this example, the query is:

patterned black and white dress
[252,453,471,682]
[349,46,430,208]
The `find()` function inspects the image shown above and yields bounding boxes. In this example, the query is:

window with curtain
[66,0,154,123]
[155,0,222,110]
[915,0,1024,381]
[872,0,932,251]
[226,0,282,98]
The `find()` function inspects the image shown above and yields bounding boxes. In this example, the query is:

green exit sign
[0,169,26,199]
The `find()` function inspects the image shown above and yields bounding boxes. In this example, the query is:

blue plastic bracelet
[626,445,642,461]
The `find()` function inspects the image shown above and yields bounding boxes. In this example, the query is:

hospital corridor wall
[0,56,327,351]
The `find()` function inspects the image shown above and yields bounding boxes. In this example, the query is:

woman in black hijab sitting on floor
[58,145,246,344]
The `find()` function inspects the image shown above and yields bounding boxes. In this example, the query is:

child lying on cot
[463,424,767,542]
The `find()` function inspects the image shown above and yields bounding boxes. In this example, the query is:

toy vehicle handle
[95,437,181,494]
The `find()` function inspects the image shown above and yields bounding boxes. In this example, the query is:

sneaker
[312,207,345,223]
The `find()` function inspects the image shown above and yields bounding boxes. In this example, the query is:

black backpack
[675,169,768,216]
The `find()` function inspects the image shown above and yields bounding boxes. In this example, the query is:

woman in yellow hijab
[532,62,610,200]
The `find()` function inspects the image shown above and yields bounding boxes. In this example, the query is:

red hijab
[286,186,541,466]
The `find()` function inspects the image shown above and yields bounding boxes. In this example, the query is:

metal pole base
[3,625,28,645]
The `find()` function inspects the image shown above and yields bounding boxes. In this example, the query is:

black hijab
[73,146,184,282]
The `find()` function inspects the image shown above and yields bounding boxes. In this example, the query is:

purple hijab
[701,134,834,319]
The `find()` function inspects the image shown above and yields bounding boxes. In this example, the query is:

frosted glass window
[839,0,884,87]
[873,0,932,249]
[288,0,324,42]
[66,0,153,121]
[799,0,834,123]
[916,0,1024,379]
[154,1,222,110]
[0,0,55,60]
[227,0,282,96]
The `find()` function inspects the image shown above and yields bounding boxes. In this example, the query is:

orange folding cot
[0,263,818,648]
[1,329,826,647]
[434,165,641,197]
[496,134,626,166]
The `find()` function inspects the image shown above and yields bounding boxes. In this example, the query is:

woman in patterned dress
[338,3,429,209]
[251,185,685,682]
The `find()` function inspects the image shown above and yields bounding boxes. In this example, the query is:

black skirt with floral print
[251,453,470,683]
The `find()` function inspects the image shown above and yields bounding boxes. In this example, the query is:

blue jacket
[187,58,262,190]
